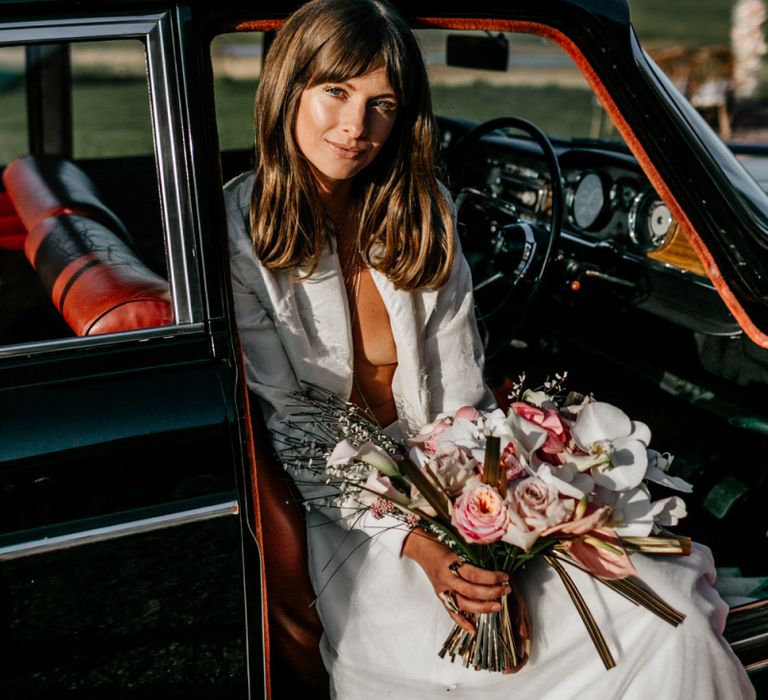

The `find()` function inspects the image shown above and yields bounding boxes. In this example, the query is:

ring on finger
[448,557,467,575]
[439,589,460,615]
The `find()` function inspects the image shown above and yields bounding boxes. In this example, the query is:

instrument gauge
[628,192,674,251]
[610,178,638,211]
[567,171,608,231]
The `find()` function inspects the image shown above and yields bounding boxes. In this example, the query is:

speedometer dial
[568,172,607,230]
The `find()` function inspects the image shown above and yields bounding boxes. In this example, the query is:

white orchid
[650,496,688,529]
[594,484,654,536]
[567,402,651,492]
[535,462,594,500]
[358,472,411,507]
[644,450,693,493]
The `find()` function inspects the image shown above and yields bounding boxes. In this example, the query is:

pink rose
[430,442,478,497]
[502,477,574,551]
[511,402,571,460]
[452,484,509,544]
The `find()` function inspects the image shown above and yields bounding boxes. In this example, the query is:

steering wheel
[444,117,563,359]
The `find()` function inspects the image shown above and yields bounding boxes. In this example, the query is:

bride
[225,0,756,696]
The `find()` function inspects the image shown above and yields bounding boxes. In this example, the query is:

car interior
[0,18,765,693]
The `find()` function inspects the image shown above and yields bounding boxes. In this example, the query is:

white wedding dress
[309,510,755,699]
[225,173,755,699]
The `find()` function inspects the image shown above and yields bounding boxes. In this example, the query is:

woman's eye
[324,86,344,98]
[371,99,397,112]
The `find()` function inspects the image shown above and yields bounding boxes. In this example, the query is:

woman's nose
[340,100,367,138]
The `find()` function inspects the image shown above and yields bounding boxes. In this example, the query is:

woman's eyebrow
[330,79,397,99]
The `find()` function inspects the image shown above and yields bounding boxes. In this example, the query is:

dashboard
[464,136,684,261]
[438,118,740,337]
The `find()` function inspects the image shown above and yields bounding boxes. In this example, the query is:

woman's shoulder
[224,171,255,218]
[224,171,257,252]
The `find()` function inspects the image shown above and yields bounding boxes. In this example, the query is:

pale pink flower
[454,405,482,422]
[511,401,570,458]
[429,442,478,497]
[503,477,574,551]
[542,505,613,537]
[500,442,526,481]
[452,484,509,544]
[409,418,452,454]
[370,498,395,519]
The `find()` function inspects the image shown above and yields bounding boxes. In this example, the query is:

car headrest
[25,214,172,336]
[2,155,132,244]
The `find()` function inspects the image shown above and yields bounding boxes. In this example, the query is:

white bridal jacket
[225,172,755,700]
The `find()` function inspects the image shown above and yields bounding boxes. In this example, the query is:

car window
[212,33,264,152]
[71,40,154,158]
[0,46,26,165]
[0,36,175,350]
[422,30,605,141]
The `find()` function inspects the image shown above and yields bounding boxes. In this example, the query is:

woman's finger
[455,562,508,586]
[454,591,504,615]
[449,576,511,602]
[449,609,475,635]
[437,589,476,634]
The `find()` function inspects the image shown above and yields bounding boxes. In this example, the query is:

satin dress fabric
[225,173,755,700]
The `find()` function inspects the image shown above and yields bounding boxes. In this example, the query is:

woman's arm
[226,177,412,556]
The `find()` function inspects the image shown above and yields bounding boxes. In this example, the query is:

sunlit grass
[631,0,733,47]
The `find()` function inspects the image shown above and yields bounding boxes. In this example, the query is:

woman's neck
[313,169,354,222]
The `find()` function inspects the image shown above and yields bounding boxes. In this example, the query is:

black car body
[0,0,765,697]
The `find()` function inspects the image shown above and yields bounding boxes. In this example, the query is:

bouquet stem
[438,579,531,673]
[545,554,616,670]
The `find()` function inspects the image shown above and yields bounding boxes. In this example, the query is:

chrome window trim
[0,322,206,360]
[0,11,203,357]
[147,13,202,325]
[0,499,239,560]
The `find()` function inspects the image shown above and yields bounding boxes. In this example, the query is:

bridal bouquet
[277,374,693,673]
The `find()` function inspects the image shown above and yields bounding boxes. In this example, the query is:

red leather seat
[3,156,172,336]
[3,155,131,242]
[247,404,330,698]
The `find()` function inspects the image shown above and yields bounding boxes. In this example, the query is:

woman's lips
[326,140,366,159]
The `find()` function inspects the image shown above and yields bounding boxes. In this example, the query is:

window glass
[72,41,153,158]
[212,33,263,152]
[421,30,605,140]
[0,37,173,350]
[632,0,768,144]
[0,47,27,164]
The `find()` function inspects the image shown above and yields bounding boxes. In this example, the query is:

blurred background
[1,2,766,156]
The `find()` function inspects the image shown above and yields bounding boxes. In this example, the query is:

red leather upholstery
[3,155,131,242]
[0,191,26,251]
[249,407,330,698]
[3,156,172,336]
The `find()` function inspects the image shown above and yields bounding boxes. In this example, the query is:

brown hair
[249,0,454,289]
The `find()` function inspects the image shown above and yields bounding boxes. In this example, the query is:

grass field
[631,0,733,47]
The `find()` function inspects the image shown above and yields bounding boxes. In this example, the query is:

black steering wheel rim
[444,116,564,356]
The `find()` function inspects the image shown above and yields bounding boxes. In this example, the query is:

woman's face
[294,66,398,195]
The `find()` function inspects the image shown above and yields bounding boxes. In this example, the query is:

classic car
[0,0,765,697]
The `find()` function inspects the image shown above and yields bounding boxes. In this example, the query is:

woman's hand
[402,529,511,634]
